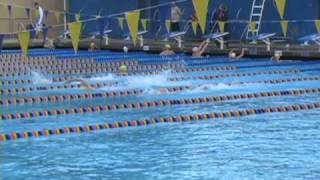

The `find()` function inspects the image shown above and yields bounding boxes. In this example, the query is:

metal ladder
[246,0,266,40]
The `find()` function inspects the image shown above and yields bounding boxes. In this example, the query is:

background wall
[1,0,318,41]
[69,0,320,41]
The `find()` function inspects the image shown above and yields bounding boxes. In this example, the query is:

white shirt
[37,6,44,26]
[171,6,182,22]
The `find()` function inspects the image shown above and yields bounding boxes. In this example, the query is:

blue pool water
[1,50,320,179]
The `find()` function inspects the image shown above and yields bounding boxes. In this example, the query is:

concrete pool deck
[2,38,320,60]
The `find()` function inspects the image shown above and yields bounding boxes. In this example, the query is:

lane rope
[0,63,185,77]
[1,102,319,142]
[168,69,300,81]
[0,61,139,72]
[1,76,320,95]
[0,66,237,86]
[2,88,320,120]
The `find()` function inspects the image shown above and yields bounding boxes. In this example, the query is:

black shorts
[171,22,180,32]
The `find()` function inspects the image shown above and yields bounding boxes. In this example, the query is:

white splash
[31,71,52,85]
[124,70,191,88]
[86,73,116,82]
[183,83,232,94]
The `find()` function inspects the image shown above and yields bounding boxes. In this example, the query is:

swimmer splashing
[64,79,96,90]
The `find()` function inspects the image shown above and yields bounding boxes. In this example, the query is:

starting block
[298,33,320,51]
[203,32,229,49]
[251,33,276,51]
[90,30,113,45]
[167,31,187,49]
[137,31,148,47]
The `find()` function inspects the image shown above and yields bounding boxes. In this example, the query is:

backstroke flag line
[118,17,125,30]
[126,10,140,46]
[191,21,198,35]
[275,0,287,19]
[315,20,320,33]
[54,12,61,24]
[141,19,148,31]
[68,22,82,53]
[165,20,171,32]
[192,0,209,33]
[18,31,31,56]
[218,21,225,33]
[280,20,289,37]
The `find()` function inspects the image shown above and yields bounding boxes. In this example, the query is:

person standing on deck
[34,2,44,33]
[170,2,183,32]
[210,4,228,32]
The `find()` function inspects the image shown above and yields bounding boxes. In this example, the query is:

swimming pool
[1,49,320,179]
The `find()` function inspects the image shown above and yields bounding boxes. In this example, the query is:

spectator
[34,2,44,32]
[210,4,228,32]
[170,2,182,32]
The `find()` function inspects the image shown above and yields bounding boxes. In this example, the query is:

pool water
[1,49,320,179]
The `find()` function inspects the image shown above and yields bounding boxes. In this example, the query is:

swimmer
[119,64,128,75]
[43,39,55,50]
[123,46,128,54]
[158,88,169,94]
[160,44,175,56]
[192,39,210,57]
[88,42,98,52]
[64,79,96,90]
[229,48,246,60]
[271,53,281,62]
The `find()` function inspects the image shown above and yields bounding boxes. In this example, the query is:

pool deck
[2,38,320,60]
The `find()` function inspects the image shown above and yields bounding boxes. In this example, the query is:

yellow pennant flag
[275,0,287,19]
[165,20,171,32]
[126,11,140,46]
[118,17,125,30]
[18,31,31,56]
[315,20,320,33]
[191,21,198,35]
[280,20,289,37]
[75,13,81,22]
[192,0,209,34]
[141,19,148,31]
[54,12,61,23]
[218,21,225,33]
[68,22,82,53]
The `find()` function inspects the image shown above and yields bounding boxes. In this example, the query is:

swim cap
[192,47,199,52]
[230,52,236,58]
[119,65,128,73]
[123,46,128,53]
[165,44,171,49]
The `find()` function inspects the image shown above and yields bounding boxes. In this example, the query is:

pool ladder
[246,0,266,40]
